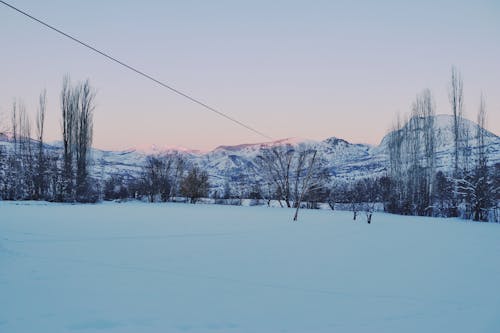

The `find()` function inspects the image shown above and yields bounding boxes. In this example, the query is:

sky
[1,0,499,151]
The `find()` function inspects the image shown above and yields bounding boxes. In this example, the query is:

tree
[256,144,294,207]
[138,153,186,202]
[142,155,172,202]
[103,175,129,201]
[256,143,328,213]
[471,94,491,221]
[34,90,47,200]
[387,113,405,213]
[449,66,464,177]
[180,166,209,204]
[60,76,96,202]
[292,149,317,221]
[75,80,95,201]
[492,163,500,222]
[61,75,76,200]
[386,90,436,216]
[433,171,454,217]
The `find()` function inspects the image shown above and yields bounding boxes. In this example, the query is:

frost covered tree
[292,149,318,221]
[256,144,328,211]
[256,145,294,207]
[465,95,492,221]
[433,171,454,217]
[492,163,500,222]
[387,89,436,216]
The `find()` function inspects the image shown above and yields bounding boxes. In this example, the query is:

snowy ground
[1,202,499,333]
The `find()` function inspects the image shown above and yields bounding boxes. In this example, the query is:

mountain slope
[1,115,499,190]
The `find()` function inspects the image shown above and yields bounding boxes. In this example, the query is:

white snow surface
[1,201,499,333]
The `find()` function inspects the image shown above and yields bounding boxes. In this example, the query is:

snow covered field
[1,202,499,333]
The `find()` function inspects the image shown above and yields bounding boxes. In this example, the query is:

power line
[0,0,273,140]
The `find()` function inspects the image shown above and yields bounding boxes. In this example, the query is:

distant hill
[1,115,499,191]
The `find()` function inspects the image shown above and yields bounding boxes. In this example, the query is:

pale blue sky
[1,0,499,150]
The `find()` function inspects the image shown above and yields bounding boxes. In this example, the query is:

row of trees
[385,67,498,221]
[1,69,498,222]
[0,76,97,202]
[0,77,214,205]
[103,154,210,204]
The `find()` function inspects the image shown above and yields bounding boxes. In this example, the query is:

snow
[2,115,499,191]
[1,202,499,333]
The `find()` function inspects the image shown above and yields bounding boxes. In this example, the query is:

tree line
[1,69,499,222]
[0,76,97,202]
[103,154,210,204]
[384,67,498,221]
[0,76,213,205]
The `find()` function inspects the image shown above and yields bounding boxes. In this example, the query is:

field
[1,202,499,332]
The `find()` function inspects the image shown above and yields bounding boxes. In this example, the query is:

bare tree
[75,80,95,201]
[11,101,17,152]
[256,145,294,207]
[387,89,436,216]
[292,149,317,221]
[470,94,491,221]
[476,94,487,168]
[387,113,405,212]
[35,90,47,199]
[449,66,464,177]
[168,153,187,199]
[61,75,77,200]
[257,143,328,214]
[180,165,209,204]
[18,102,35,198]
[413,89,436,215]
[142,155,172,202]
[60,76,96,202]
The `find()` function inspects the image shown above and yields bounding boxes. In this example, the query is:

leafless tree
[292,149,318,221]
[387,113,404,210]
[449,66,464,176]
[60,75,96,201]
[168,153,187,199]
[387,89,436,215]
[256,145,294,207]
[180,165,209,204]
[18,102,35,198]
[35,90,47,199]
[142,155,172,202]
[413,89,436,214]
[476,94,487,167]
[61,75,76,200]
[75,80,95,201]
[468,94,491,221]
[257,143,328,219]
[11,101,18,153]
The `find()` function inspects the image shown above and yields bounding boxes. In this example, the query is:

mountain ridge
[1,115,499,191]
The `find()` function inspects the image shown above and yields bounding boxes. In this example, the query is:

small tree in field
[180,166,209,204]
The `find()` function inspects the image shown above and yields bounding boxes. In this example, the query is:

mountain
[1,115,499,191]
[87,115,500,190]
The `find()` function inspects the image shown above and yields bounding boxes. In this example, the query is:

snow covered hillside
[94,114,500,189]
[1,202,499,332]
[1,114,499,190]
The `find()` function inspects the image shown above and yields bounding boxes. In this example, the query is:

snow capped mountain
[2,115,499,190]
[87,115,499,191]
[377,114,500,170]
[130,143,205,155]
